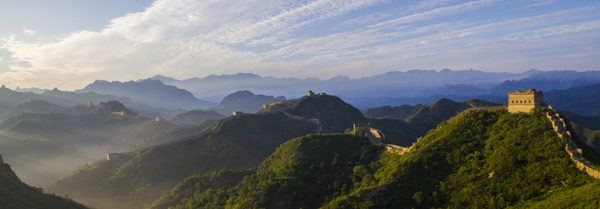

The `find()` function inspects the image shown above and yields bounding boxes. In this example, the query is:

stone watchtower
[508,89,544,113]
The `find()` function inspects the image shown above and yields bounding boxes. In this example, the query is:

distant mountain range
[488,71,600,96]
[0,86,167,118]
[146,69,600,110]
[544,82,600,116]
[76,79,215,110]
[7,69,598,113]
[152,69,538,100]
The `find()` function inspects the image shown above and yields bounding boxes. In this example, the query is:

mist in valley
[0,98,221,187]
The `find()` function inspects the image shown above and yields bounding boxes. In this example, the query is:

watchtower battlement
[106,153,120,161]
[306,90,327,97]
[508,89,544,113]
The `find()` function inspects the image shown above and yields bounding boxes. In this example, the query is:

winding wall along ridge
[106,96,322,160]
[545,106,600,179]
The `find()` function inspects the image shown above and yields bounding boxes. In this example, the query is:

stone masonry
[546,106,600,179]
[508,89,544,113]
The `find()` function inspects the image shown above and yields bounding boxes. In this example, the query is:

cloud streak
[0,0,598,90]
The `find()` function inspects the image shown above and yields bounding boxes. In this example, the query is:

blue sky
[0,0,599,90]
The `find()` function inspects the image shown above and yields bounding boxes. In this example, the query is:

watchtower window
[529,100,531,103]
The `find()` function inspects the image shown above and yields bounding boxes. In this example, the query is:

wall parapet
[353,124,415,155]
[508,89,542,95]
[545,107,600,179]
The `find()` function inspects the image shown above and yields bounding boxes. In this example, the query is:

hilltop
[217,90,286,114]
[283,94,368,133]
[150,108,600,208]
[167,110,225,125]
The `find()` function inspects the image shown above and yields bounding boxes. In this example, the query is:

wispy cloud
[21,27,35,36]
[206,0,388,44]
[370,0,499,29]
[0,0,598,90]
[522,0,555,8]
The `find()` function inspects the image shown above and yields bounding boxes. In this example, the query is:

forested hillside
[0,159,86,209]
[151,108,600,208]
[364,98,500,146]
[46,112,318,209]
[285,95,368,133]
[363,98,498,120]
[560,111,600,153]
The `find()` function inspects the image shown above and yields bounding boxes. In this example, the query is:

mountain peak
[98,100,135,116]
[77,78,214,110]
[218,90,285,113]
[286,94,367,133]
[150,74,179,83]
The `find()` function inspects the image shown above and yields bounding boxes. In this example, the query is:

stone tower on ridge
[508,89,544,113]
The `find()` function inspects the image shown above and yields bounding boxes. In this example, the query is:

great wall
[104,89,600,180]
[353,123,414,155]
[106,91,323,160]
[546,106,600,179]
[353,89,600,179]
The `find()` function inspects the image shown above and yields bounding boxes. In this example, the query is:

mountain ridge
[76,79,215,110]
[150,69,598,110]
